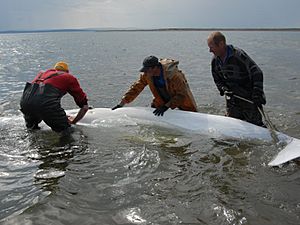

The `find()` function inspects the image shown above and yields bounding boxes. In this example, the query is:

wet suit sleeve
[121,74,148,104]
[211,59,227,95]
[248,55,264,94]
[237,49,266,104]
[237,50,264,92]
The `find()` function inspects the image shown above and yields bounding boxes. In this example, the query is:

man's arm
[68,105,89,124]
[112,74,148,110]
[122,74,148,104]
[238,49,266,105]
[211,59,228,96]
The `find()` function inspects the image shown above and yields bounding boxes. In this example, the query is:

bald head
[207,31,226,46]
[207,31,227,58]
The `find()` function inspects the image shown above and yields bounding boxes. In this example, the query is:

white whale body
[66,107,300,166]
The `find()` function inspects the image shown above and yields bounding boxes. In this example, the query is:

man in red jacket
[20,61,89,133]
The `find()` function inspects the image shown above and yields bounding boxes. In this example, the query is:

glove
[153,105,169,116]
[220,86,233,97]
[252,89,266,107]
[252,94,266,108]
[111,104,123,110]
[224,90,233,97]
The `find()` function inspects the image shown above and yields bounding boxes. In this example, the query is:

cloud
[0,0,73,30]
[62,0,208,28]
[0,0,299,30]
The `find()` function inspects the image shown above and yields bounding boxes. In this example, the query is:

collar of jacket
[216,45,234,66]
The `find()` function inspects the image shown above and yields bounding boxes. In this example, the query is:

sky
[0,0,299,31]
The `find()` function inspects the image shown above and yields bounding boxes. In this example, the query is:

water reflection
[27,130,89,192]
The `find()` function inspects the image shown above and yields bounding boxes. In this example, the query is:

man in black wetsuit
[207,31,266,126]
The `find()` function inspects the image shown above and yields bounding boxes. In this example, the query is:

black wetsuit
[211,45,266,126]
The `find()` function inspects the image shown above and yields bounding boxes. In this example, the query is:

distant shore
[1,27,300,34]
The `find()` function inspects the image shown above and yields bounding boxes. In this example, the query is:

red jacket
[32,69,88,107]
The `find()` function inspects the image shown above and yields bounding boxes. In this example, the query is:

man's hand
[67,115,75,124]
[68,105,89,125]
[153,105,169,116]
[252,88,266,108]
[112,104,123,110]
[252,94,265,108]
[224,90,233,97]
[112,102,125,110]
[220,86,232,96]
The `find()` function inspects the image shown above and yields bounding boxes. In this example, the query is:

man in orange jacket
[20,61,89,133]
[112,56,197,116]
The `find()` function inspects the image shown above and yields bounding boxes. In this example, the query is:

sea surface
[0,30,299,225]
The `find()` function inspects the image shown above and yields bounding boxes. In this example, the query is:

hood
[159,58,179,74]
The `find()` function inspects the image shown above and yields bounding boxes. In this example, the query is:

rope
[226,93,280,143]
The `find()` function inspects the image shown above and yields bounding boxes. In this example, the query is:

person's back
[153,58,197,112]
[20,61,89,132]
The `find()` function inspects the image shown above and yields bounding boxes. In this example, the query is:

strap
[36,72,44,80]
[35,72,63,83]
[44,73,60,80]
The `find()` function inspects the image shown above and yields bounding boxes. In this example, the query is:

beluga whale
[66,107,300,167]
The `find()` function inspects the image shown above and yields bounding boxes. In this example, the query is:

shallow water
[0,31,299,225]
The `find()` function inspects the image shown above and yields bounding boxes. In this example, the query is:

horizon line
[1,27,300,34]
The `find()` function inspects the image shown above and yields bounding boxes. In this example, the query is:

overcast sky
[0,0,299,31]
